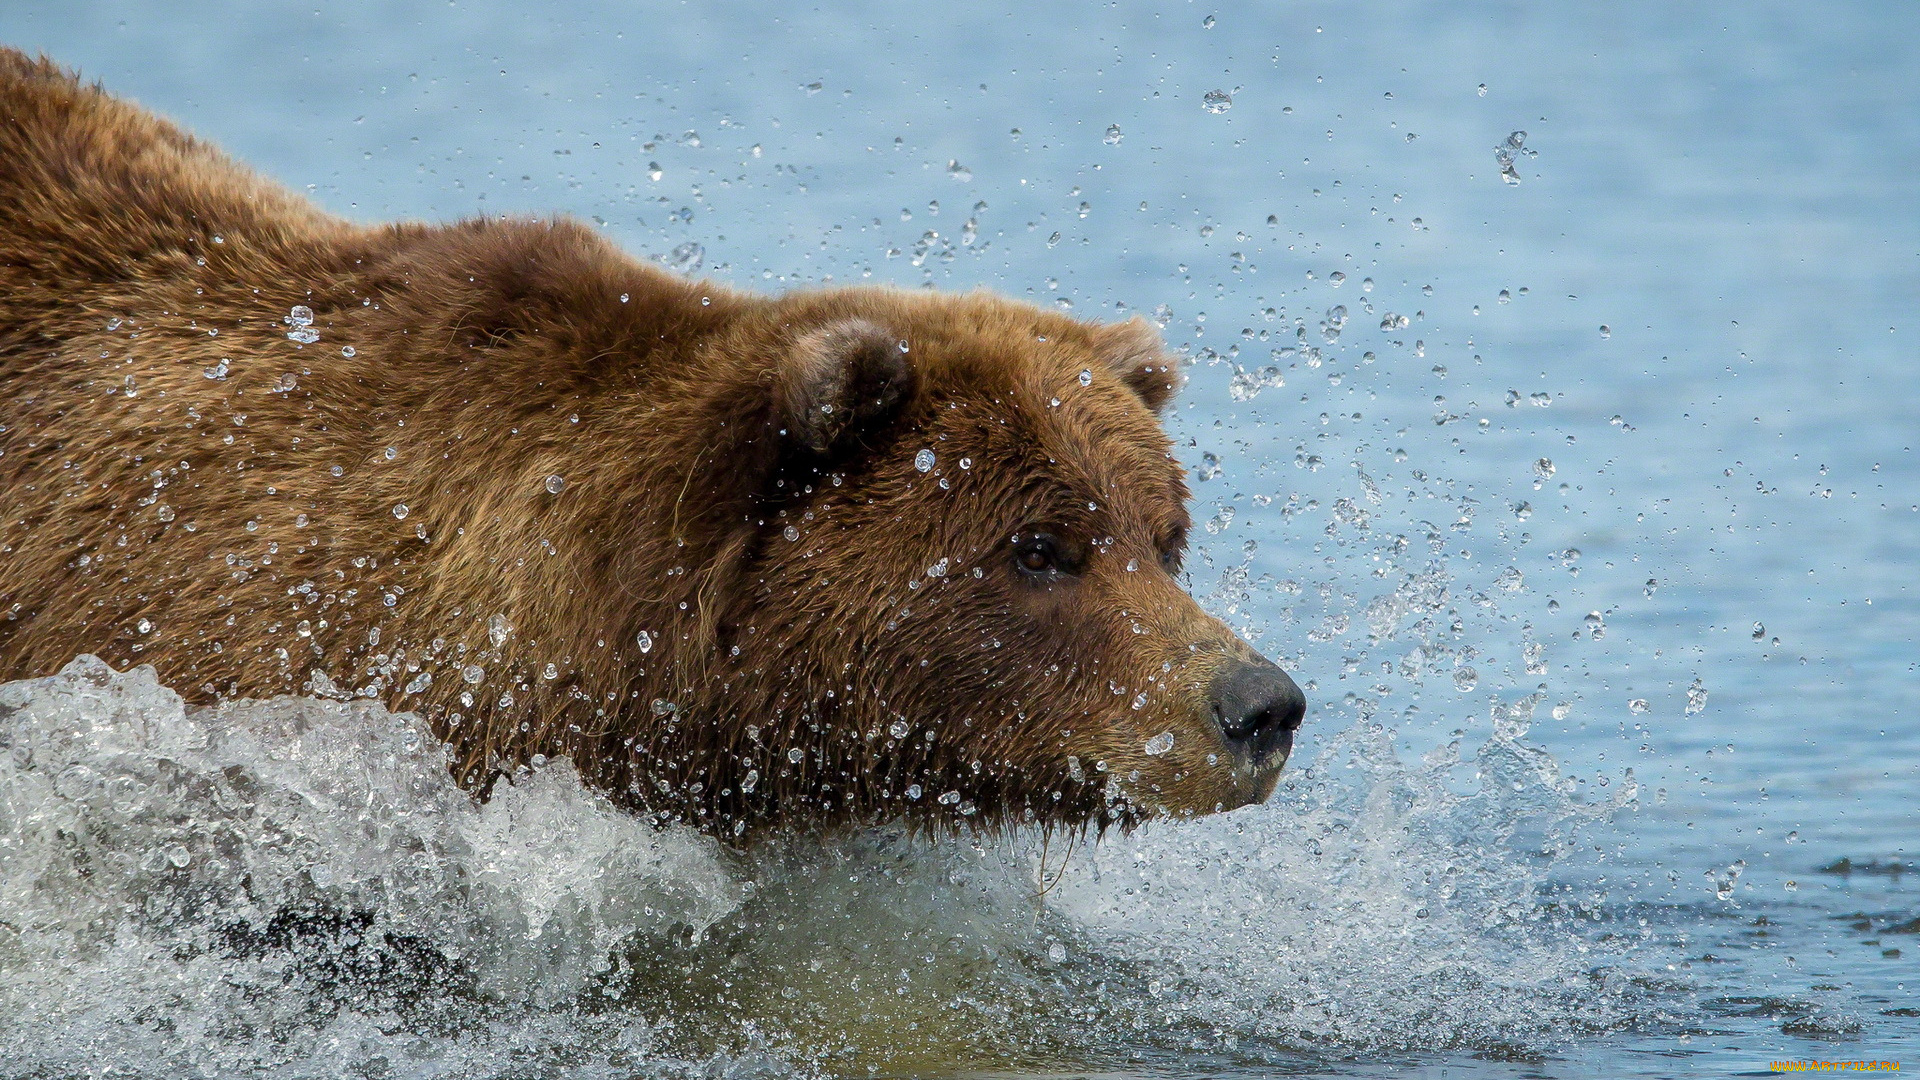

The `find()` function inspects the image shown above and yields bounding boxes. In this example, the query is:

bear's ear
[775,319,917,457]
[1095,316,1181,414]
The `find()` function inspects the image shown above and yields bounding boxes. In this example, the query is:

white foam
[0,657,742,1075]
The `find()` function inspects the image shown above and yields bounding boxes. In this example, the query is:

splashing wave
[0,657,1661,1077]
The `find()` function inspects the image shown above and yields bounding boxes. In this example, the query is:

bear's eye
[1012,533,1071,578]
[1158,529,1188,573]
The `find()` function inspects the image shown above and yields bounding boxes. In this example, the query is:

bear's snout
[1207,656,1306,770]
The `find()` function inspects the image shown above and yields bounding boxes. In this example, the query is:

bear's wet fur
[0,50,1304,836]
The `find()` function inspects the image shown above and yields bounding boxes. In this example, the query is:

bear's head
[659,288,1306,834]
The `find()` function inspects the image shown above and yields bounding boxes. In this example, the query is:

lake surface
[2,2,1915,1077]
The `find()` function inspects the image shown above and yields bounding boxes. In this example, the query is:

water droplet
[787,748,805,764]
[782,524,799,542]
[284,304,319,344]
[946,159,973,182]
[1048,942,1068,962]
[1523,642,1547,675]
[1078,368,1093,387]
[667,242,704,275]
[1685,677,1708,716]
[135,618,153,634]
[461,664,485,685]
[905,783,923,800]
[1496,137,1525,185]
[154,504,175,523]
[1751,621,1765,640]
[741,769,759,793]
[1228,365,1286,401]
[927,557,949,578]
[1477,83,1489,97]
[1627,698,1650,714]
[914,448,936,472]
[488,614,511,647]
[1599,325,1611,339]
[958,457,972,470]
[1201,14,1216,28]
[1103,124,1123,145]
[1453,667,1478,691]
[1202,89,1233,113]
[391,503,409,520]
[202,358,230,380]
[544,474,566,494]
[889,720,910,740]
[636,630,654,653]
[1533,458,1556,480]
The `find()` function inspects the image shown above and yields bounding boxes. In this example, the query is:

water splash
[0,657,741,1075]
[0,657,1660,1077]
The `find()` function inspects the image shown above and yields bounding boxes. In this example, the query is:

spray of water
[0,656,1657,1078]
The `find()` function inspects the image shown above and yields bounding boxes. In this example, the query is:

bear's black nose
[1209,657,1306,764]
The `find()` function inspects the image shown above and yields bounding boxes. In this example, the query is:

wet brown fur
[0,50,1287,836]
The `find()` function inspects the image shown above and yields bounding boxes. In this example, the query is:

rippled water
[5,2,1917,1077]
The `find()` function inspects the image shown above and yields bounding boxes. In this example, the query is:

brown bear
[0,49,1304,837]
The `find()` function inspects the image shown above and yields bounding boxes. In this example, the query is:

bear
[0,49,1305,837]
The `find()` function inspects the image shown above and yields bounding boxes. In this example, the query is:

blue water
[4,2,1916,1076]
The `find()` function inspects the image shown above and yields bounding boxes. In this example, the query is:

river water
[3,2,1915,1077]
